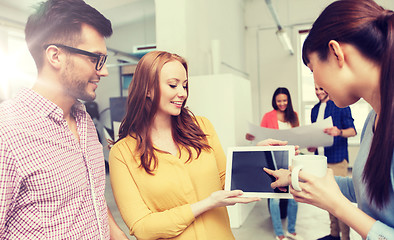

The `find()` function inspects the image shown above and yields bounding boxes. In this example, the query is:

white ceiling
[0,0,155,27]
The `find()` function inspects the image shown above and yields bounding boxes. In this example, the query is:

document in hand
[248,117,334,148]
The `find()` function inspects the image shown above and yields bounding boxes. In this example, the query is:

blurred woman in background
[261,87,302,240]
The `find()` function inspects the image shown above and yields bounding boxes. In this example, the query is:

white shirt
[278,120,292,130]
[316,102,326,155]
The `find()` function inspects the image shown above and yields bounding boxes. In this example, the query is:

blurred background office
[1,0,393,239]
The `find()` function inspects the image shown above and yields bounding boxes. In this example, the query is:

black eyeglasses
[44,44,108,71]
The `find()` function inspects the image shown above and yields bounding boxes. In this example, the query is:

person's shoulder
[195,115,209,123]
[194,115,216,133]
[0,98,17,113]
[0,89,38,118]
[109,135,141,164]
[327,99,346,110]
[263,109,276,117]
[110,135,139,158]
[112,135,137,150]
[267,109,276,115]
[312,102,320,108]
[195,115,211,126]
[0,98,24,128]
[309,102,321,113]
[0,99,29,146]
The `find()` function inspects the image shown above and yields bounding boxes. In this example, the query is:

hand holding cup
[291,155,327,191]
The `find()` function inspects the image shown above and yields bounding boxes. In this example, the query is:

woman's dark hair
[302,0,394,208]
[116,51,211,174]
[25,0,112,70]
[272,87,299,127]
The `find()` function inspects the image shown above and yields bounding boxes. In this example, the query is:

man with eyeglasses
[0,0,128,239]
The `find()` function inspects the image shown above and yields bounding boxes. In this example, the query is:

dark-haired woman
[260,87,299,130]
[108,51,263,240]
[265,0,394,239]
[261,88,302,240]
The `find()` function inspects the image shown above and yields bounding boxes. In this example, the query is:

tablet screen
[225,146,294,198]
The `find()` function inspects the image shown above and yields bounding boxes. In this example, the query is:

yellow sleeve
[109,142,195,240]
[196,116,227,189]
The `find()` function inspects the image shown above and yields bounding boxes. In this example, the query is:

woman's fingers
[225,190,260,202]
[296,169,318,183]
[214,190,260,206]
[294,145,301,155]
[245,133,255,141]
[277,187,288,192]
[263,167,274,175]
[289,168,342,212]
[263,168,291,189]
[230,196,261,204]
[227,190,244,196]
[212,190,260,205]
[257,138,288,146]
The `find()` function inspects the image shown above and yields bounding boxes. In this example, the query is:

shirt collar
[17,88,87,122]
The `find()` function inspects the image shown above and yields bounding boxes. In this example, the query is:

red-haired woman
[108,51,263,240]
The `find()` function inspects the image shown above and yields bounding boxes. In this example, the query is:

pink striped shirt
[0,89,109,239]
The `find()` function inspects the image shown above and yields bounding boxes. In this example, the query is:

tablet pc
[225,146,295,199]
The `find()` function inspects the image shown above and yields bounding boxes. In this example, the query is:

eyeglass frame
[43,44,108,71]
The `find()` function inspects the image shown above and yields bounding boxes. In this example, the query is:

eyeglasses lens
[96,55,107,71]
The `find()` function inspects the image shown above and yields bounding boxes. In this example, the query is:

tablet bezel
[225,145,295,199]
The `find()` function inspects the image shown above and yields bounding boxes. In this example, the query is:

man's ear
[44,46,62,69]
[328,40,344,68]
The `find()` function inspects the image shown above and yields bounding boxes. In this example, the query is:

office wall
[155,0,247,77]
[0,4,29,26]
[106,15,156,56]
[187,73,255,228]
[95,15,156,126]
[244,0,394,123]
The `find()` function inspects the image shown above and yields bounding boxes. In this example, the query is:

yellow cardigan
[109,116,234,240]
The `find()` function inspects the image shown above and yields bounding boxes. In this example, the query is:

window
[0,26,36,102]
[298,30,371,145]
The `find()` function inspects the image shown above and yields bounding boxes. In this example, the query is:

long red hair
[116,51,211,174]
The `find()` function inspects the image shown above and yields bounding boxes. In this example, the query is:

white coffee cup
[291,155,327,191]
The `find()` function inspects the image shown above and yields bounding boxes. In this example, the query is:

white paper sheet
[248,117,334,148]
[113,121,121,141]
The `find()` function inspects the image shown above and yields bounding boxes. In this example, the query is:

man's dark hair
[25,0,112,70]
